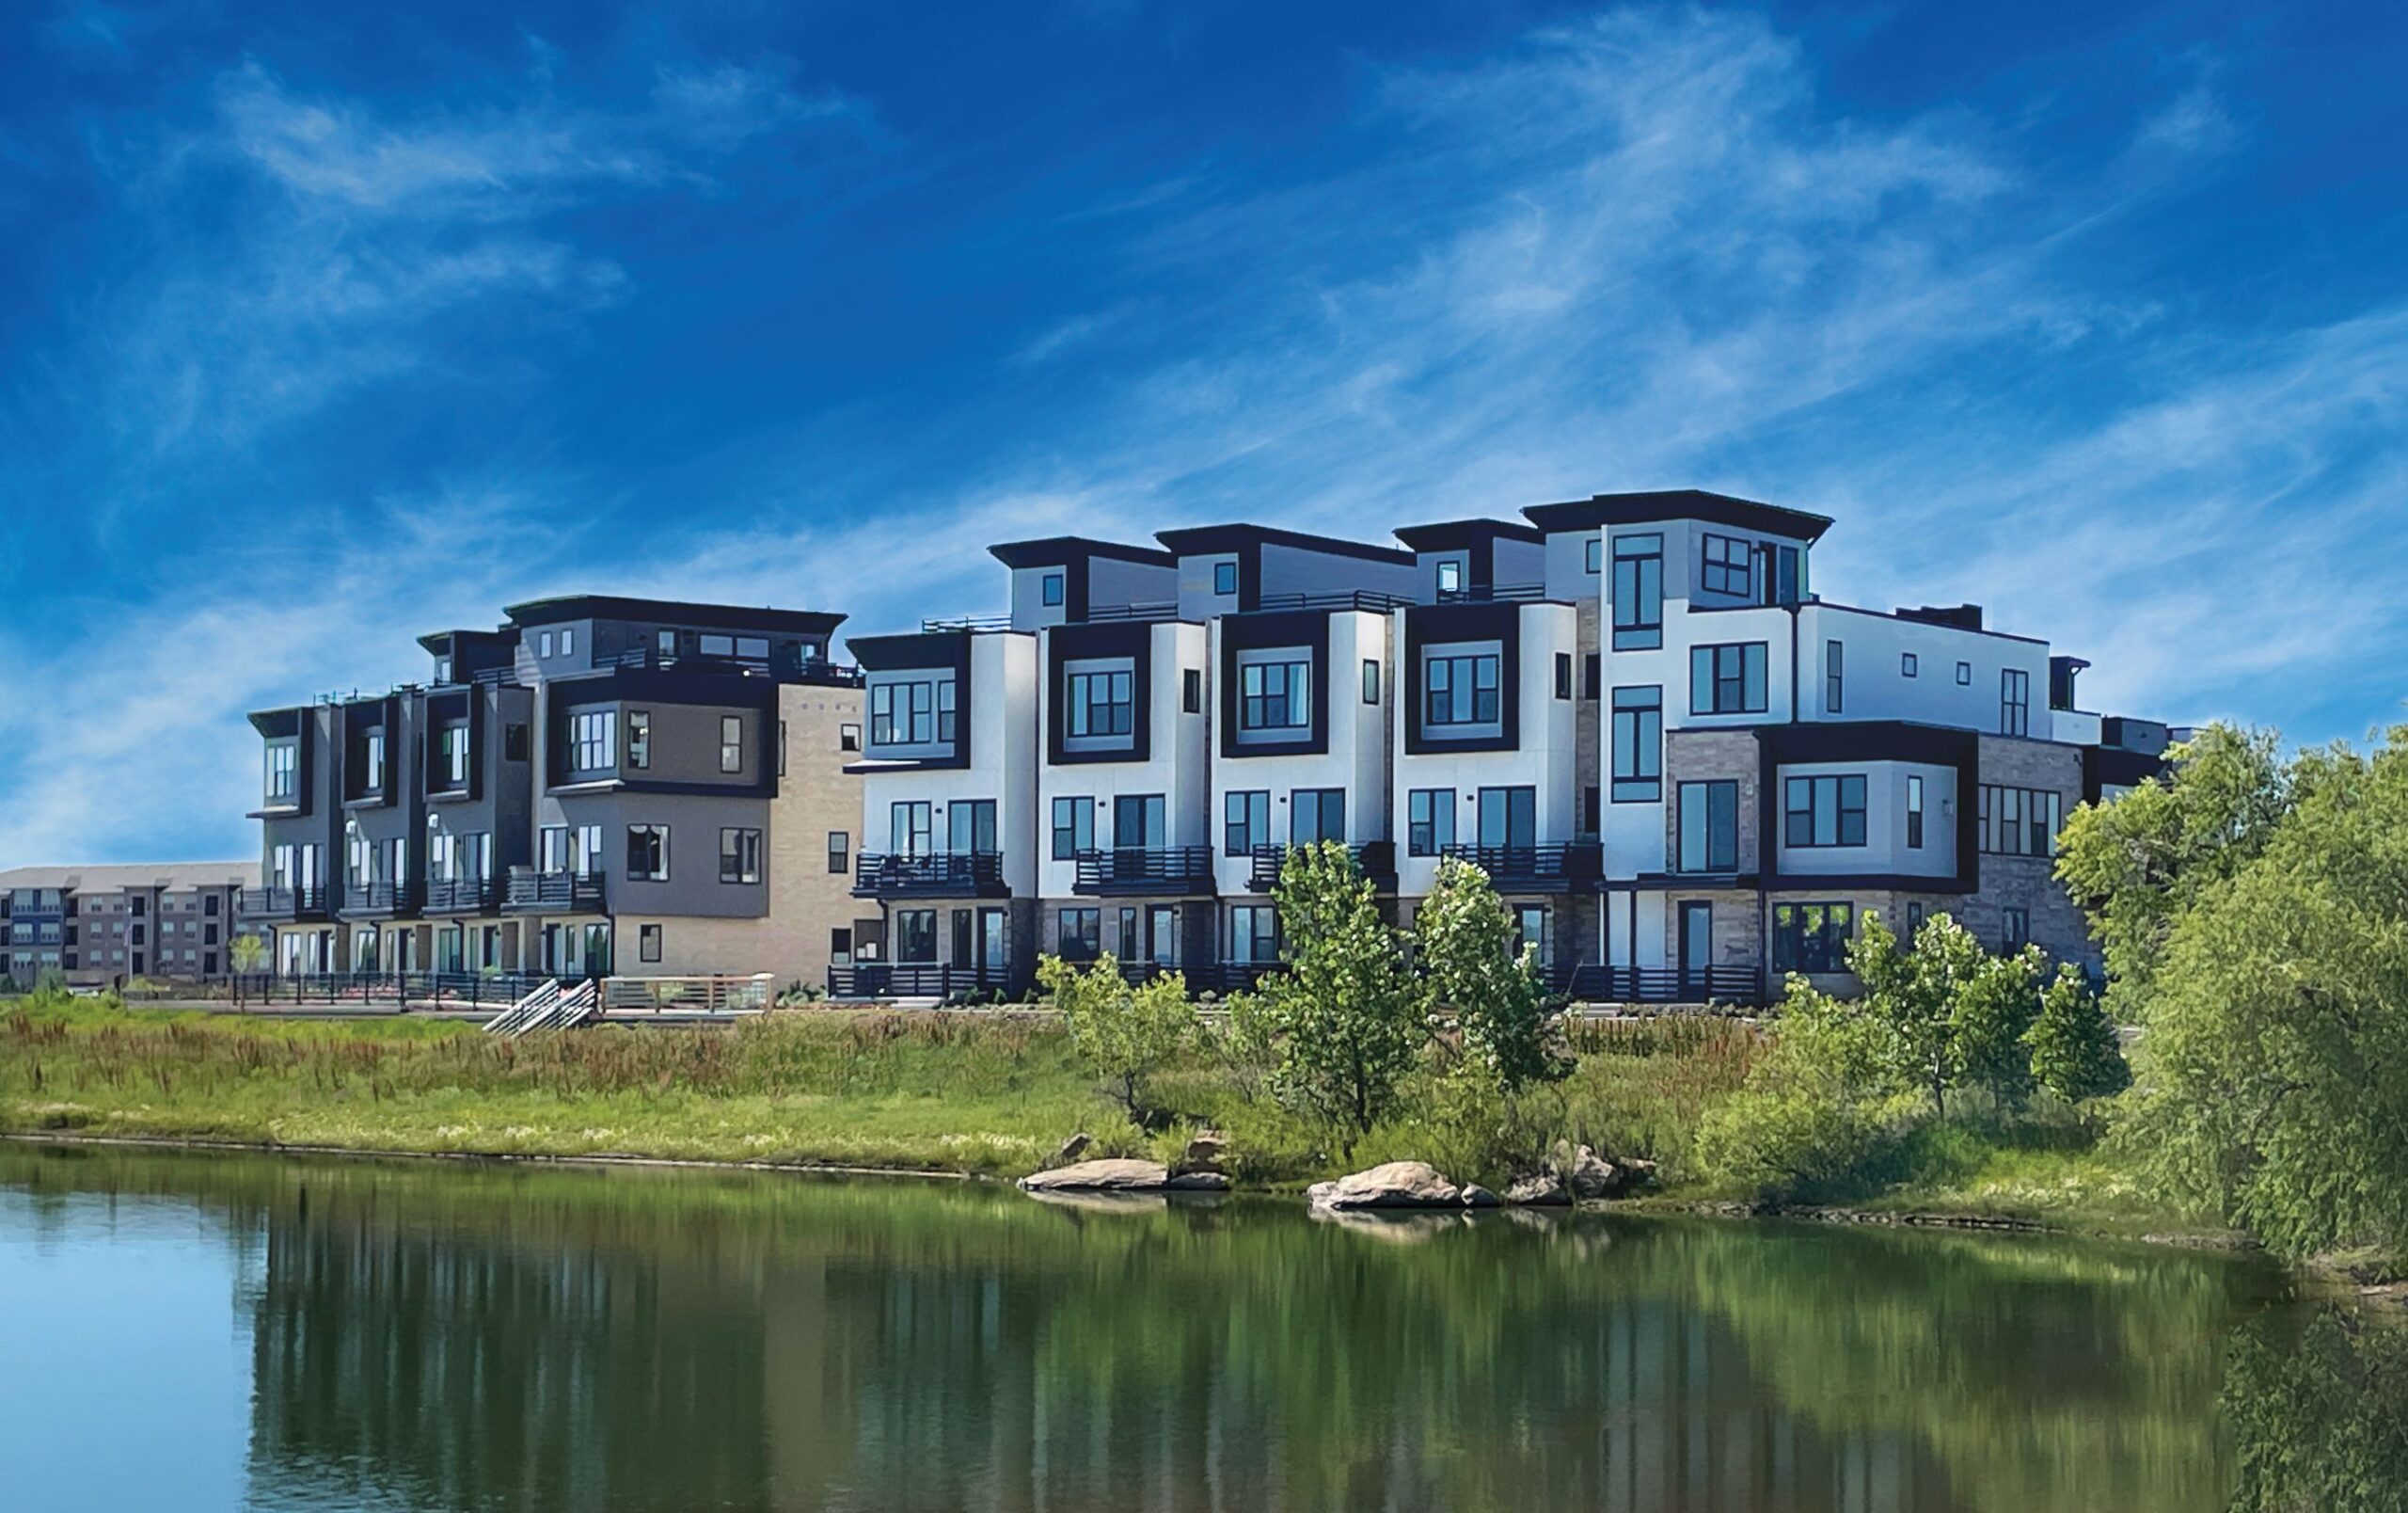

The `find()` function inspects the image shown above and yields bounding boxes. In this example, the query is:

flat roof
[1521,489,1835,543]
[415,627,520,654]
[988,536,1177,570]
[0,861,259,891]
[1154,523,1415,566]
[504,595,846,636]
[1392,518,1545,552]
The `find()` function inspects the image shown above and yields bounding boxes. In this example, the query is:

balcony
[237,885,331,921]
[1072,846,1216,896]
[850,852,1008,899]
[1245,841,1397,893]
[1187,961,1283,995]
[1253,589,1416,614]
[601,645,864,687]
[503,868,607,913]
[1438,842,1604,892]
[826,963,1017,1000]
[340,881,421,917]
[422,877,501,914]
[1561,964,1764,1007]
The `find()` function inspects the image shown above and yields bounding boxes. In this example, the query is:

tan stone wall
[1574,599,1602,832]
[1662,729,1764,871]
[763,684,866,988]
[1967,736,2098,968]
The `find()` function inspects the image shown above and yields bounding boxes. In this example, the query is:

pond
[0,1142,2389,1511]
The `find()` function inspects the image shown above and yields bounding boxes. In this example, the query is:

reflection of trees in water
[0,1146,2318,1513]
[2225,1307,2408,1513]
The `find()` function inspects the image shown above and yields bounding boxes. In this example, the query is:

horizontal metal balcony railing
[1437,842,1604,891]
[502,868,607,913]
[825,964,1016,1000]
[920,613,1012,634]
[1253,588,1417,614]
[1071,846,1216,896]
[421,877,500,914]
[1245,841,1397,893]
[850,852,1008,898]
[1081,600,1180,623]
[1434,582,1549,604]
[1560,964,1764,1006]
[341,881,422,916]
[1186,961,1283,995]
[601,646,864,686]
[237,885,331,920]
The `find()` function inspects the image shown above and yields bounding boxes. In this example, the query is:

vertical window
[1907,775,1925,849]
[658,629,678,657]
[626,824,670,882]
[264,742,297,802]
[1227,904,1279,963]
[1610,687,1662,801]
[1584,536,1604,574]
[539,631,555,659]
[1290,788,1346,844]
[948,800,997,855]
[720,715,744,772]
[1212,561,1239,596]
[576,824,604,876]
[440,724,469,786]
[1906,901,1925,941]
[830,928,853,963]
[539,826,569,873]
[1051,796,1094,860]
[1476,787,1537,848]
[569,710,615,772]
[719,828,763,884]
[626,710,651,771]
[1436,559,1463,595]
[1223,790,1270,856]
[1690,643,1770,715]
[1956,661,1972,686]
[2002,908,2031,952]
[1183,668,1202,714]
[639,924,662,964]
[840,722,861,752]
[1406,789,1456,856]
[1041,571,1065,608]
[505,724,530,762]
[1239,660,1310,731]
[1111,794,1165,850]
[1582,785,1600,836]
[1362,658,1381,705]
[2001,668,2031,736]
[1582,653,1600,700]
[891,802,934,856]
[1901,652,1919,678]
[1677,781,1739,872]
[778,721,786,776]
[363,730,386,791]
[1826,640,1844,713]
[1702,534,1753,596]
[1555,653,1573,700]
[894,909,938,964]
[1056,907,1101,961]
[1783,775,1869,848]
[828,831,849,874]
[1610,534,1664,649]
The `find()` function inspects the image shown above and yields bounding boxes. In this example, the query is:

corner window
[626,824,671,882]
[1689,643,1769,715]
[1406,788,1455,856]
[1783,774,1868,848]
[721,715,744,772]
[1041,571,1065,608]
[1610,687,1662,802]
[1610,534,1663,649]
[1212,561,1239,597]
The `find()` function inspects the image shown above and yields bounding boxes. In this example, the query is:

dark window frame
[1051,796,1094,861]
[1676,780,1740,872]
[1690,642,1769,715]
[1701,533,1753,596]
[1610,686,1663,802]
[1782,774,1869,849]
[1406,788,1455,856]
[1223,789,1270,856]
[1772,900,1857,974]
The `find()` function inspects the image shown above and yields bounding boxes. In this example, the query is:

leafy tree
[2055,723,2290,1022]
[230,933,269,976]
[1414,857,1566,1094]
[1256,841,1425,1151]
[1696,979,1916,1194]
[1038,953,1194,1128]
[1846,912,2040,1116]
[2027,963,2131,1105]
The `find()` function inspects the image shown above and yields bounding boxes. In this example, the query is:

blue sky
[3,0,2404,867]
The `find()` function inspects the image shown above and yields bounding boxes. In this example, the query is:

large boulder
[1176,1130,1229,1174]
[1049,1132,1093,1168]
[1019,1157,1228,1194]
[1504,1171,1571,1206]
[1555,1142,1621,1202]
[1306,1160,1466,1211]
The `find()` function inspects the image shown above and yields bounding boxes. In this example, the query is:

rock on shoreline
[1018,1157,1229,1193]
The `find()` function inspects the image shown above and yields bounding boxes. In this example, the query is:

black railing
[237,885,330,920]
[850,852,1008,898]
[1082,600,1180,623]
[825,964,1017,1000]
[919,613,1012,634]
[1246,841,1397,892]
[1187,961,1282,995]
[1253,589,1416,614]
[503,869,607,912]
[1435,582,1549,604]
[223,970,562,1010]
[341,881,421,915]
[1561,964,1764,1006]
[1072,846,1216,895]
[1438,842,1604,890]
[422,877,500,913]
[602,646,864,686]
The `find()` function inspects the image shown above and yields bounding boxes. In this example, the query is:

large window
[1610,687,1662,801]
[1224,790,1270,856]
[1702,534,1752,596]
[869,677,956,747]
[719,827,763,884]
[1424,651,1500,726]
[1065,667,1135,739]
[1290,788,1346,844]
[894,909,938,964]
[1772,901,1856,973]
[948,800,997,855]
[626,710,650,770]
[265,742,297,802]
[2001,668,2030,737]
[626,824,671,882]
[1476,786,1537,849]
[1690,643,1769,715]
[1056,907,1101,961]
[1826,640,1845,714]
[1051,796,1094,860]
[1784,774,1868,848]
[1407,788,1456,856]
[1239,659,1309,731]
[1677,780,1739,872]
[890,801,934,856]
[1227,904,1279,963]
[1113,794,1166,850]
[569,710,615,772]
[1611,534,1664,650]
[1978,785,2063,857]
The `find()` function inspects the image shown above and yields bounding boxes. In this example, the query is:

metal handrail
[850,852,1006,896]
[919,613,1013,634]
[1071,846,1215,894]
[502,868,606,912]
[1435,582,1549,604]
[1252,589,1416,614]
[1563,964,1762,1006]
[1438,842,1603,887]
[1081,600,1181,623]
[1246,841,1397,892]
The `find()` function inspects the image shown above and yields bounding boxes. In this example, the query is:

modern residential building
[836,490,2171,1003]
[241,597,865,987]
[1,862,261,986]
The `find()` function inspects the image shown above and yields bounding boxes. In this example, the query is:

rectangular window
[1112,794,1165,850]
[539,630,555,659]
[1677,781,1739,872]
[1826,640,1844,714]
[1783,774,1869,848]
[1771,901,1857,974]
[1041,571,1064,607]
[894,909,938,964]
[1213,561,1239,596]
[1610,687,1662,801]
[1584,536,1603,574]
[1435,559,1463,594]
[701,633,735,657]
[1907,775,1925,849]
[363,730,386,791]
[1290,788,1346,845]
[505,724,530,762]
[1056,907,1101,961]
[264,742,297,802]
[891,802,934,856]
[540,825,570,873]
[1183,668,1202,714]
[2001,668,2031,737]
[1906,901,1925,940]
[1977,785,2065,856]
[1051,796,1094,860]
[577,824,604,877]
[1065,668,1135,738]
[1702,534,1753,596]
[1477,786,1537,849]
[2002,907,2031,953]
[720,715,744,773]
[1689,643,1769,715]
[839,722,861,752]
[1239,659,1310,731]
[869,678,955,747]
[1227,904,1279,963]
[778,720,786,776]
[1956,661,1972,686]
[569,710,615,772]
[1610,534,1664,649]
[658,629,678,656]
[626,710,651,771]
[949,800,997,855]
[438,724,469,786]
[1901,652,1919,678]
[1407,788,1456,856]
[1362,658,1380,705]
[828,831,849,874]
[1224,790,1270,856]
[1423,652,1500,725]
[560,629,575,658]
[1582,785,1600,836]
[640,924,662,964]
[830,928,852,963]
[1582,653,1600,700]
[626,824,670,882]
[719,828,762,884]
